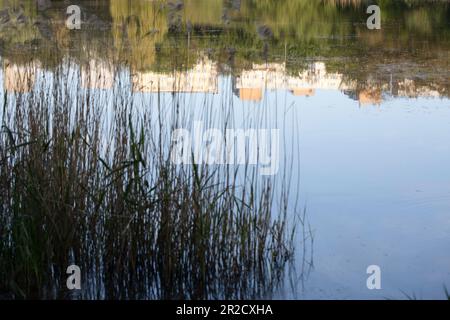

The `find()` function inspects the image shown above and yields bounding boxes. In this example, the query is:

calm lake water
[0,0,449,299]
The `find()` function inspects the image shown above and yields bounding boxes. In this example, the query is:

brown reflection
[3,60,37,93]
[398,79,442,98]
[132,57,218,93]
[291,88,315,97]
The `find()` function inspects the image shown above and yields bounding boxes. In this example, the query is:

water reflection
[3,60,38,92]
[0,0,449,300]
[3,56,447,103]
[81,59,115,89]
[132,56,218,93]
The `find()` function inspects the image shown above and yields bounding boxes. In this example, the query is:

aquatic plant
[0,59,297,299]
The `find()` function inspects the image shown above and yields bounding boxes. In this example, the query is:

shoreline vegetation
[0,59,301,299]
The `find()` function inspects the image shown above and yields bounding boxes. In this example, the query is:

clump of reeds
[0,58,297,299]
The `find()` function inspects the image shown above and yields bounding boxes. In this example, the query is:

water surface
[1,0,449,299]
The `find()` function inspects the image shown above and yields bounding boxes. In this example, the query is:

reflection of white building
[132,58,218,93]
[398,79,441,98]
[288,62,347,91]
[3,61,38,93]
[236,62,352,101]
[81,60,115,89]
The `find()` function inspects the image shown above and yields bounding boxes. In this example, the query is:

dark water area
[0,0,449,300]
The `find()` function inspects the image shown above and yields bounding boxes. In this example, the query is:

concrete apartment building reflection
[358,88,383,105]
[2,60,38,93]
[46,57,450,103]
[235,62,356,102]
[132,57,218,94]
